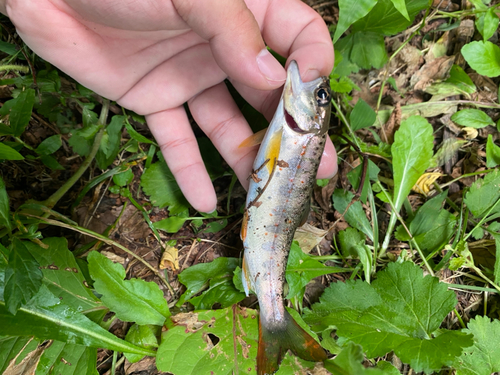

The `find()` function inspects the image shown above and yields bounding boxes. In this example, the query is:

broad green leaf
[154,215,188,234]
[10,88,36,136]
[199,218,228,234]
[486,134,500,168]
[350,99,376,131]
[0,176,12,231]
[34,340,98,375]
[389,0,409,20]
[464,169,500,218]
[285,241,347,300]
[88,251,169,326]
[124,324,159,363]
[333,0,377,43]
[156,306,258,375]
[24,238,100,311]
[188,273,245,310]
[0,285,155,356]
[461,41,500,77]
[0,40,18,55]
[177,257,243,308]
[112,168,134,187]
[338,227,365,258]
[352,0,429,35]
[332,189,373,241]
[35,134,62,156]
[124,121,154,144]
[350,31,388,69]
[305,262,473,373]
[454,316,500,375]
[4,238,43,314]
[392,116,434,213]
[140,161,190,215]
[40,154,64,170]
[444,65,476,95]
[0,141,24,160]
[451,109,494,128]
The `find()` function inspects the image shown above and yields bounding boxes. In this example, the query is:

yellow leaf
[412,172,442,195]
[160,245,179,271]
[462,127,478,140]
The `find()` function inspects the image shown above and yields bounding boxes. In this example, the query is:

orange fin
[257,310,327,375]
[238,128,268,148]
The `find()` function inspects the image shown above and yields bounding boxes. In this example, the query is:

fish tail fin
[257,309,327,375]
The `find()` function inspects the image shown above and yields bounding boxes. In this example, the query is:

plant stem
[453,308,466,329]
[0,64,30,73]
[42,99,109,208]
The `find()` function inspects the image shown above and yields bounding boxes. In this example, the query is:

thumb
[172,0,286,90]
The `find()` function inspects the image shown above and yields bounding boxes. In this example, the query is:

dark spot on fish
[277,160,289,168]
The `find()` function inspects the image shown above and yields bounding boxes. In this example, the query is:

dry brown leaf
[101,250,126,265]
[411,56,455,91]
[4,340,46,375]
[462,127,479,140]
[294,223,328,254]
[160,245,179,271]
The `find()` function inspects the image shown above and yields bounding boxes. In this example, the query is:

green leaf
[392,116,433,213]
[96,115,124,169]
[177,257,244,309]
[332,189,373,241]
[486,134,500,168]
[0,176,12,231]
[124,120,154,144]
[87,251,170,326]
[140,161,189,215]
[350,99,377,131]
[494,233,500,285]
[0,285,155,356]
[199,218,228,234]
[324,342,390,374]
[154,215,188,234]
[338,31,388,70]
[112,168,134,187]
[338,227,365,258]
[285,242,346,300]
[464,169,500,218]
[389,0,410,20]
[476,8,499,41]
[10,88,36,136]
[4,238,43,314]
[0,40,18,55]
[305,262,473,373]
[124,324,159,363]
[156,306,258,375]
[24,238,100,311]
[333,0,377,43]
[451,109,494,128]
[461,41,500,77]
[0,141,24,160]
[40,154,65,170]
[454,316,500,375]
[35,134,62,156]
[443,65,476,95]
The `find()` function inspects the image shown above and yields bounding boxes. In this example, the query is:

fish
[240,60,331,375]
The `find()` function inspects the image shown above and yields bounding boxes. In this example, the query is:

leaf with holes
[156,306,258,375]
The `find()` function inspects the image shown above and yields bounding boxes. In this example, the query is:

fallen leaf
[462,127,478,140]
[160,245,179,271]
[412,172,443,196]
[294,223,329,254]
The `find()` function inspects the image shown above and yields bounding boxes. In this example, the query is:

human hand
[1,0,336,213]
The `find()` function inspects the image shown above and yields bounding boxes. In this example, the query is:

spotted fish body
[241,61,331,375]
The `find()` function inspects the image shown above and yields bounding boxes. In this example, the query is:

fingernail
[256,49,286,83]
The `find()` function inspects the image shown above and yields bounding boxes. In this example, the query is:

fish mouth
[283,61,308,133]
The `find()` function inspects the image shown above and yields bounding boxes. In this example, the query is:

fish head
[282,60,331,136]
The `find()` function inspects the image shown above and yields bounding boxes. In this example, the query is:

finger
[118,43,226,115]
[188,82,257,191]
[146,107,217,213]
[251,0,334,81]
[172,0,286,90]
[317,136,338,179]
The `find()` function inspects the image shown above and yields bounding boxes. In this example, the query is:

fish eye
[316,87,330,106]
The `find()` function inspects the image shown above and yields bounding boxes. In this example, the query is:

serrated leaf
[305,262,473,373]
[392,116,434,213]
[157,306,258,375]
[332,189,373,241]
[177,257,243,308]
[140,161,189,214]
[0,176,12,231]
[0,285,155,356]
[461,41,500,77]
[24,238,100,311]
[0,142,24,160]
[87,251,169,326]
[351,99,377,131]
[486,134,500,168]
[35,134,62,156]
[285,241,346,300]
[464,170,500,218]
[333,0,377,43]
[10,88,35,136]
[451,109,494,128]
[454,316,500,375]
[4,238,43,314]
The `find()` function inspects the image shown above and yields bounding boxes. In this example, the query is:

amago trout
[241,60,331,375]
